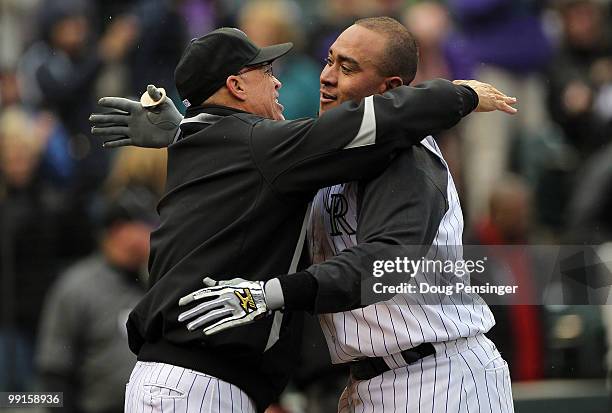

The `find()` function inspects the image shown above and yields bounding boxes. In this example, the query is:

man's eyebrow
[337,54,361,68]
[328,49,361,68]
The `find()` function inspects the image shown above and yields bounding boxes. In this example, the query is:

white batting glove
[178,277,271,336]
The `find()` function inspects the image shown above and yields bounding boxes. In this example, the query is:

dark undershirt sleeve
[277,271,318,312]
[459,85,478,113]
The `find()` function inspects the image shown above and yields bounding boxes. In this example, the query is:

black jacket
[127,79,477,411]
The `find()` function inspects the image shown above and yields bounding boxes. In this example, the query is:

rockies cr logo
[325,193,356,236]
[234,289,257,314]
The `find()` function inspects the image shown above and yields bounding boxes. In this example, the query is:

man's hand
[89,85,183,148]
[453,80,518,114]
[98,15,139,62]
[178,277,271,336]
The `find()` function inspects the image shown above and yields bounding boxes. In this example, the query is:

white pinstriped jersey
[308,136,496,364]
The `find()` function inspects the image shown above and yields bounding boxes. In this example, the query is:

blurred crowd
[1,0,612,411]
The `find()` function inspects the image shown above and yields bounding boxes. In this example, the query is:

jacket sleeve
[279,147,448,313]
[250,79,476,195]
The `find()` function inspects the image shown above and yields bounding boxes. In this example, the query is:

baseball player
[173,18,515,413]
[90,24,516,413]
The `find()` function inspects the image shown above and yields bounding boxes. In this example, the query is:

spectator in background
[305,0,371,63]
[89,0,140,35]
[104,146,168,199]
[0,0,42,71]
[446,0,553,223]
[239,0,321,119]
[177,0,218,40]
[566,141,612,244]
[403,1,452,84]
[17,0,138,193]
[402,1,466,192]
[547,0,612,159]
[126,0,188,104]
[16,0,139,259]
[35,185,158,413]
[367,0,405,18]
[0,71,21,108]
[467,175,545,381]
[471,175,533,246]
[0,107,65,391]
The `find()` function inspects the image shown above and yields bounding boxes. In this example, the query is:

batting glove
[89,85,183,148]
[178,277,271,336]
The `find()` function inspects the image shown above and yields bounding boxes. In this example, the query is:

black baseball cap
[175,28,293,108]
[101,186,159,229]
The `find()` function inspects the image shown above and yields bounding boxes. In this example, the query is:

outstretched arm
[90,79,516,152]
[250,79,516,195]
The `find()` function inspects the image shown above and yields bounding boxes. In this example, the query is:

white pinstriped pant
[338,334,514,413]
[124,361,257,413]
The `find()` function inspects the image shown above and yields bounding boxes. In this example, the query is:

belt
[349,342,436,381]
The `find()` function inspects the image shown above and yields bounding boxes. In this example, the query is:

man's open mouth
[320,91,337,103]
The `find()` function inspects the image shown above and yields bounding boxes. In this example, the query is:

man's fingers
[455,79,517,114]
[179,288,211,306]
[98,96,139,112]
[498,102,518,114]
[202,277,218,287]
[492,91,516,104]
[91,125,130,137]
[203,314,244,336]
[494,94,518,114]
[178,285,228,306]
[178,296,229,322]
[187,307,234,331]
[89,113,129,125]
[102,138,132,148]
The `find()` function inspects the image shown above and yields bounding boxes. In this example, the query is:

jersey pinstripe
[308,136,496,363]
[337,335,514,413]
[125,361,257,413]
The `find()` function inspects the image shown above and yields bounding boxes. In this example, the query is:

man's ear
[379,76,403,93]
[226,75,247,101]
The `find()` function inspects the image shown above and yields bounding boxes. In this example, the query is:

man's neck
[185,104,250,118]
[204,95,249,112]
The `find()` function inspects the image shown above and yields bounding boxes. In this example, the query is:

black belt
[349,342,435,381]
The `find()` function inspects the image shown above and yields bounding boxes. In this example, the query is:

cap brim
[248,42,293,66]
